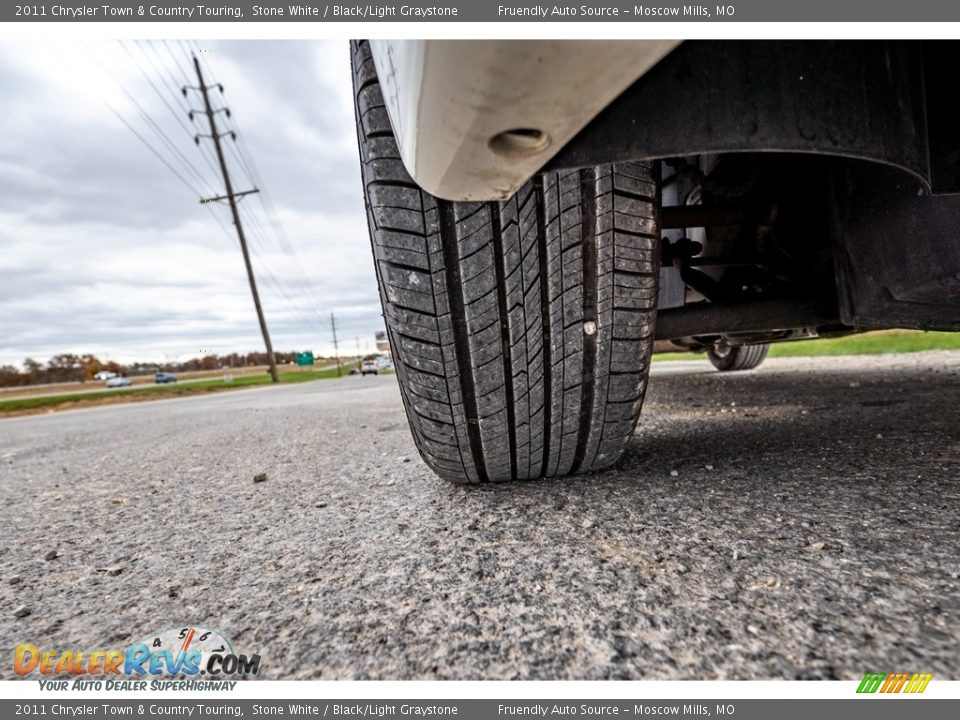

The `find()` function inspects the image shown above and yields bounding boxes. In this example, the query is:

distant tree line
[0,351,333,387]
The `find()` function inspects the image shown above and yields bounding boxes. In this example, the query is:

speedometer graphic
[137,625,235,675]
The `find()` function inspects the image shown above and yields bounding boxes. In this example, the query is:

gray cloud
[0,40,381,367]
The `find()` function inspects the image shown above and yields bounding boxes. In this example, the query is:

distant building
[375,330,390,353]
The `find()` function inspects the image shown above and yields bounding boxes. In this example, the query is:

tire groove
[534,175,552,479]
[381,259,431,275]
[571,168,598,475]
[439,200,489,483]
[588,171,618,470]
[490,202,518,480]
[366,179,424,191]
[611,188,657,203]
[371,224,428,238]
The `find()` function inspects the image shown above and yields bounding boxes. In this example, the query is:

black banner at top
[6,0,960,23]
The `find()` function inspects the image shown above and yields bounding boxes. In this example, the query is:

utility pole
[330,312,341,377]
[187,56,280,383]
[355,335,361,370]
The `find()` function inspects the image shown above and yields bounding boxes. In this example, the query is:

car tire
[707,343,770,372]
[352,40,660,483]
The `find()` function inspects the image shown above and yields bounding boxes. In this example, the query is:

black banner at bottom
[4,699,958,720]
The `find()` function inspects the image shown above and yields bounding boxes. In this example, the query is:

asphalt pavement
[1,351,958,680]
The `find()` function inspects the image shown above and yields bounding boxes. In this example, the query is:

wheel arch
[548,41,944,193]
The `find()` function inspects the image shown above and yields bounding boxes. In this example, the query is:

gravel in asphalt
[1,351,958,680]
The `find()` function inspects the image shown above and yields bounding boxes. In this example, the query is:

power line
[49,40,329,356]
[119,40,196,143]
[235,198,320,305]
[119,42,222,190]
[101,96,237,249]
[176,39,197,70]
[129,40,223,182]
[145,45,261,252]
[181,43,330,344]
[241,237,329,335]
[117,40,259,257]
[105,105,204,200]
[187,54,280,384]
[191,42,330,317]
[186,47,313,261]
[65,42,246,253]
[162,40,194,86]
[186,42,377,351]
[141,40,193,101]
[233,142,329,310]
[112,49,242,247]
[83,42,218,197]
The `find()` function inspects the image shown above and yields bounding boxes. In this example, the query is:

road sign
[296,351,315,366]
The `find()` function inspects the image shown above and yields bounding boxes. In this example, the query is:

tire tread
[353,40,658,483]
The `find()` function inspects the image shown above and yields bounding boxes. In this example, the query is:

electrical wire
[67,43,240,249]
[182,40,367,345]
[105,105,205,201]
[191,41,331,319]
[172,41,327,339]
[83,42,219,198]
[131,40,223,182]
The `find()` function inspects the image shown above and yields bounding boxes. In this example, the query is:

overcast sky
[0,39,381,368]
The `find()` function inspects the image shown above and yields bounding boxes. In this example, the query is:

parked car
[360,360,379,376]
[352,40,960,484]
[654,340,771,372]
[105,376,132,388]
[154,372,178,384]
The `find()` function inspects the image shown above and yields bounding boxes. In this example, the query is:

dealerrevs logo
[14,626,261,681]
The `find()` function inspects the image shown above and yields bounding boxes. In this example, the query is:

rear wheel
[707,342,770,372]
[352,41,660,483]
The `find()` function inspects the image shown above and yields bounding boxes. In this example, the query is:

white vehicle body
[369,40,678,202]
[105,376,131,388]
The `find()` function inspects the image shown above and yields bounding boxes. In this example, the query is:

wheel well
[548,40,943,192]
[653,153,846,344]
[545,40,960,338]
